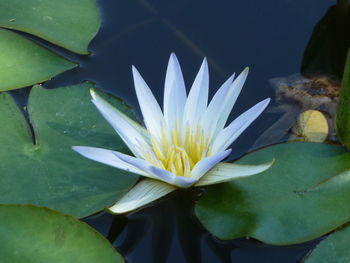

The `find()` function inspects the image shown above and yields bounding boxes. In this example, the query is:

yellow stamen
[149,124,211,177]
[150,138,165,162]
[160,127,169,151]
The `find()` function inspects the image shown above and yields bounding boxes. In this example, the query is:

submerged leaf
[195,142,350,245]
[0,205,123,262]
[0,83,138,218]
[293,110,328,142]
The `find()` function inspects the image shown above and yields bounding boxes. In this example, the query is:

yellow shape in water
[294,110,328,142]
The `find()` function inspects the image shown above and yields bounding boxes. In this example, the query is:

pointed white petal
[164,53,187,130]
[108,179,176,214]
[214,68,249,135]
[211,98,270,154]
[201,74,235,134]
[132,66,165,140]
[190,149,232,180]
[90,89,151,158]
[91,89,148,137]
[112,151,163,180]
[183,58,209,125]
[72,146,148,176]
[113,151,197,188]
[195,160,274,186]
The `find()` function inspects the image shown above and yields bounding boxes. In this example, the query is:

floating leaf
[293,110,328,142]
[0,0,100,54]
[0,205,123,262]
[0,82,138,218]
[303,223,350,263]
[0,28,76,91]
[195,142,350,245]
[336,49,350,149]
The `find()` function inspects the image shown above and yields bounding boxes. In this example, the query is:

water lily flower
[73,53,272,214]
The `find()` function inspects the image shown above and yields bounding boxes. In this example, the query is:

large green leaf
[0,205,123,262]
[303,223,350,263]
[0,83,138,218]
[0,28,76,91]
[0,0,100,54]
[336,49,350,150]
[195,142,350,245]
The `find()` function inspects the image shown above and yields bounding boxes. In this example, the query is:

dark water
[23,0,342,262]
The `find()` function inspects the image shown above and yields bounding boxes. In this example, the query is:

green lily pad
[303,223,350,263]
[195,142,350,245]
[0,205,123,262]
[0,28,76,91]
[0,82,138,218]
[0,0,100,54]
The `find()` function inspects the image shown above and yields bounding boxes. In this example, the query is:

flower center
[163,146,193,177]
[146,124,212,177]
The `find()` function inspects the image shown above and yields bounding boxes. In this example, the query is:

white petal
[108,179,176,214]
[183,58,209,125]
[113,151,197,188]
[90,89,151,158]
[164,53,187,130]
[112,151,162,180]
[190,149,232,179]
[91,89,148,137]
[72,146,148,176]
[132,66,165,140]
[173,176,198,188]
[201,74,235,135]
[214,68,249,135]
[150,165,198,188]
[211,98,270,154]
[195,160,274,186]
